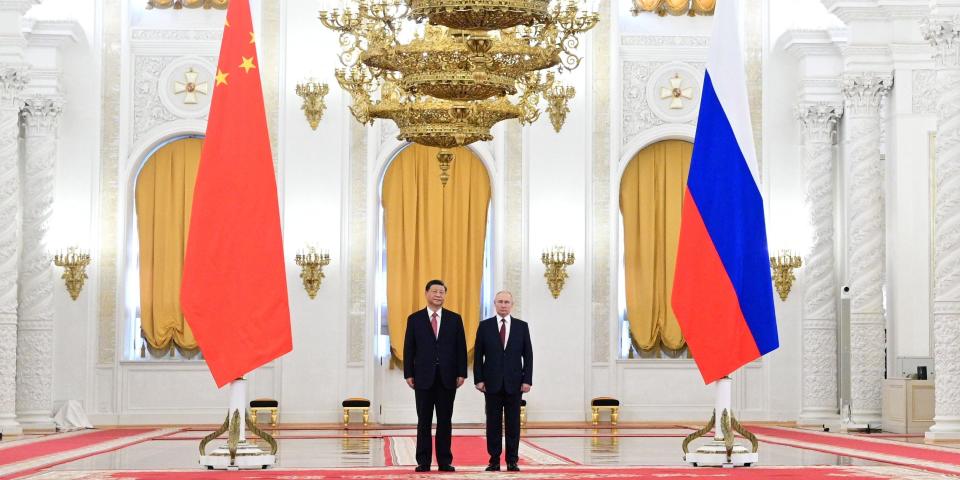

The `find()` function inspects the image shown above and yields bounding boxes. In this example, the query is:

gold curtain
[135,138,203,356]
[382,145,491,363]
[619,140,693,352]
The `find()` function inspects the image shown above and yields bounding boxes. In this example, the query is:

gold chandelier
[630,0,714,16]
[319,0,599,185]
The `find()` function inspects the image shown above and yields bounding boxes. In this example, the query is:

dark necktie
[431,312,438,339]
[500,319,506,348]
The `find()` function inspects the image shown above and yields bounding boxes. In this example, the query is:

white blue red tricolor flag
[672,0,778,384]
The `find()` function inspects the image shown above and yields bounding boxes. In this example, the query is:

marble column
[797,103,843,425]
[924,16,960,441]
[16,97,63,430]
[0,66,27,436]
[841,73,892,426]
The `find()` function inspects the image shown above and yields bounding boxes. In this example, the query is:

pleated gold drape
[620,140,693,352]
[382,145,491,363]
[135,138,203,356]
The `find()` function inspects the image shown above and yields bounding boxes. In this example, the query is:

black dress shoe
[485,463,500,471]
[414,465,430,472]
[507,463,520,472]
[438,465,456,472]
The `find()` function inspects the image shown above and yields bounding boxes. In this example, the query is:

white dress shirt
[497,315,511,347]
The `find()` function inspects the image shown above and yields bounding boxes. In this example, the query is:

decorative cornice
[22,19,83,48]
[822,0,890,23]
[780,29,848,60]
[841,73,893,114]
[0,0,40,15]
[20,96,62,136]
[923,17,960,67]
[797,103,844,144]
[620,35,709,48]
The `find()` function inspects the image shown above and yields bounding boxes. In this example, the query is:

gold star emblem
[239,56,257,73]
[216,69,229,86]
[249,32,256,44]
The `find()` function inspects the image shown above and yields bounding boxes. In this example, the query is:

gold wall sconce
[53,247,91,301]
[770,250,802,301]
[542,246,575,299]
[296,80,330,131]
[295,247,330,299]
[545,85,576,133]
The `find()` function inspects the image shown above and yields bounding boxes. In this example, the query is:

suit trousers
[414,371,457,467]
[484,386,522,464]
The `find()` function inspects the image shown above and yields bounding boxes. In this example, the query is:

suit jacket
[403,308,468,390]
[473,316,533,394]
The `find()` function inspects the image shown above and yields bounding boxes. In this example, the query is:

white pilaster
[0,66,27,436]
[797,103,843,426]
[924,15,960,441]
[16,96,62,431]
[841,73,892,426]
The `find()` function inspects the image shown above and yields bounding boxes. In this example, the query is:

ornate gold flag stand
[682,376,759,467]
[199,378,278,470]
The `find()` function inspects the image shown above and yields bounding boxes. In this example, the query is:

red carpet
[0,429,177,480]
[751,426,960,465]
[386,435,574,466]
[0,429,155,466]
[21,465,942,479]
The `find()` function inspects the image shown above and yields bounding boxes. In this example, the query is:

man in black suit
[474,290,532,472]
[403,279,467,472]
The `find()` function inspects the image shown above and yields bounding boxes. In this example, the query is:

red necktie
[431,312,439,339]
[500,319,506,348]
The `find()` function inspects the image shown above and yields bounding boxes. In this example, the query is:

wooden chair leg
[592,407,599,426]
[270,408,278,427]
[362,408,369,426]
[611,407,619,426]
[343,408,350,427]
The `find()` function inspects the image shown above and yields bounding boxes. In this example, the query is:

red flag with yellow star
[180,0,291,388]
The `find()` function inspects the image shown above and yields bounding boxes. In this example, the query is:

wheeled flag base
[682,377,759,467]
[199,378,278,470]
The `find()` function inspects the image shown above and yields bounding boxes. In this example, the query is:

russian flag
[672,0,778,384]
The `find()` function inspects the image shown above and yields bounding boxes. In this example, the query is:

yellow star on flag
[216,69,229,86]
[239,56,257,74]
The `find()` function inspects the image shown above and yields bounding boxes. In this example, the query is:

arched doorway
[374,144,494,424]
[618,139,693,359]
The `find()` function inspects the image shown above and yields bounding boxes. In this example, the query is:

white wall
[36,0,822,425]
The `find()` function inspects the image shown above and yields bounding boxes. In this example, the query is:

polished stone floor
[46,426,892,471]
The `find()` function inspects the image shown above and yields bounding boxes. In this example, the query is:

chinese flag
[180,0,291,388]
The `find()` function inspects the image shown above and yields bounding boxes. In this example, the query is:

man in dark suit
[474,290,532,472]
[403,279,467,472]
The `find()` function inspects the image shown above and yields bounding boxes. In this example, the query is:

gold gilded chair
[342,398,371,427]
[249,398,279,427]
[591,397,620,426]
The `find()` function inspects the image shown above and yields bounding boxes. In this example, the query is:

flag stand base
[199,379,278,470]
[682,377,759,468]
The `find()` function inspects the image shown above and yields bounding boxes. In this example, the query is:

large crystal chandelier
[319,0,599,185]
